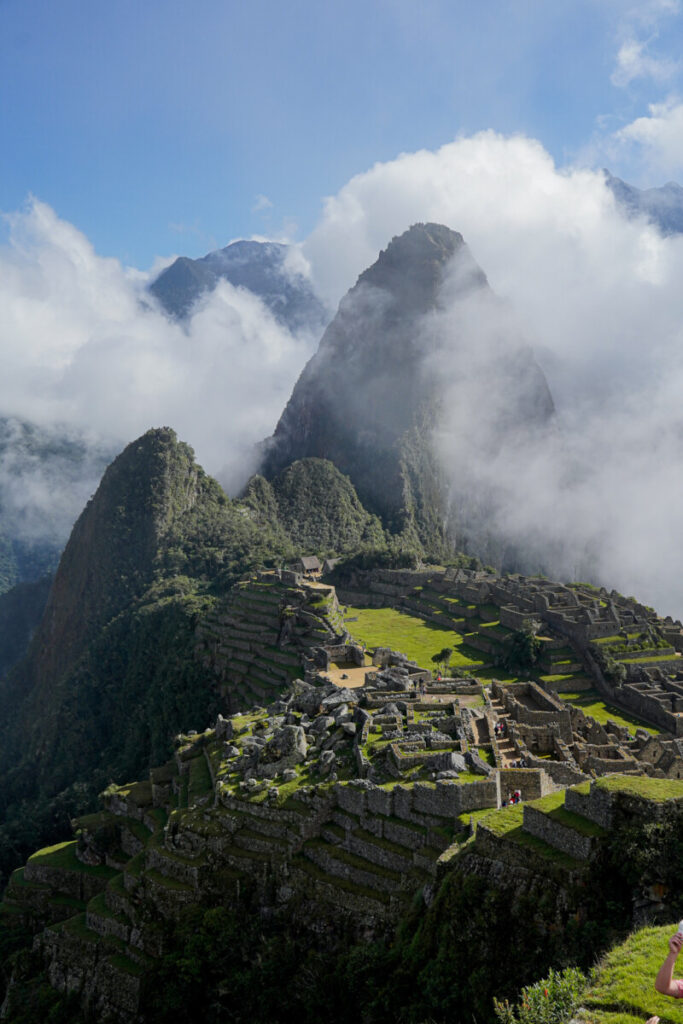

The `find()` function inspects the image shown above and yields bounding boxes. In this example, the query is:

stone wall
[615,683,681,736]
[499,768,555,802]
[522,805,594,861]
[564,785,614,829]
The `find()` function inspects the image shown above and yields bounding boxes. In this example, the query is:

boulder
[321,688,357,709]
[309,716,335,735]
[215,714,234,741]
[260,725,308,766]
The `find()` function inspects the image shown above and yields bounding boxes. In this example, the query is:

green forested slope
[0,428,292,884]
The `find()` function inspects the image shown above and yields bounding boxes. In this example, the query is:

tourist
[653,930,683,1001]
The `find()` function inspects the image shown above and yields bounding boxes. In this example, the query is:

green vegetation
[594,775,683,801]
[559,690,658,735]
[504,620,542,673]
[578,925,677,1024]
[343,605,483,668]
[494,966,588,1024]
[0,576,51,679]
[27,841,116,879]
[270,458,386,555]
[590,644,627,685]
[531,793,606,838]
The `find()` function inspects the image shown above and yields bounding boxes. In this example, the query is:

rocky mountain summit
[150,239,329,333]
[260,223,554,558]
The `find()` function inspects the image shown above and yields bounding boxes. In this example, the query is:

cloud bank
[5,129,683,617]
[303,133,683,615]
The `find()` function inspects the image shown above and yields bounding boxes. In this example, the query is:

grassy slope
[579,924,681,1024]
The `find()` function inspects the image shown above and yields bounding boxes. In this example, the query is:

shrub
[493,966,588,1024]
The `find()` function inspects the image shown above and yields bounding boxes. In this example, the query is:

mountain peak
[150,238,328,331]
[355,223,486,314]
[260,224,553,551]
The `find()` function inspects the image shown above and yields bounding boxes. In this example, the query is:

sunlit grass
[560,689,658,735]
[343,605,484,668]
[578,924,681,1024]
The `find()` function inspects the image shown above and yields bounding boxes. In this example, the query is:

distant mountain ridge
[150,238,329,333]
[605,170,683,235]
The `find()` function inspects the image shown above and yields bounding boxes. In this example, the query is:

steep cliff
[260,223,554,559]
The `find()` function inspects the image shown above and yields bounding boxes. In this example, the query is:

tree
[431,646,454,674]
[504,620,542,674]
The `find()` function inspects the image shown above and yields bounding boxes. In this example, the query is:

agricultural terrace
[557,689,658,735]
[343,605,484,669]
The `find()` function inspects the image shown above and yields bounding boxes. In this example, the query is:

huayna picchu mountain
[259,223,554,560]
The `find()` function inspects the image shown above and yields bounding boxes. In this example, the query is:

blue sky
[2,0,683,267]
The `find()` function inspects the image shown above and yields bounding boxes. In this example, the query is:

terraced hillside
[195,572,347,711]
[4,730,683,1024]
[0,685,495,1019]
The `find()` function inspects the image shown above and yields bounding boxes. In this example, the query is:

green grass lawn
[343,605,484,669]
[542,673,593,687]
[579,924,682,1024]
[594,775,683,802]
[559,690,658,735]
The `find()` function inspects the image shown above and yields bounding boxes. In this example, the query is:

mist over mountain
[605,170,683,236]
[150,239,330,334]
[0,418,113,595]
[261,223,554,559]
[0,213,326,596]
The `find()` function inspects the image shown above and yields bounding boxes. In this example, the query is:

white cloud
[252,194,274,212]
[7,133,683,618]
[613,97,683,175]
[303,132,683,616]
[611,38,678,87]
[609,0,680,87]
[0,198,318,514]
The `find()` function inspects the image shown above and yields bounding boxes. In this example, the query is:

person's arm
[655,933,683,996]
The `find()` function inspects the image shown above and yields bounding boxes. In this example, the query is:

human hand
[668,932,683,957]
